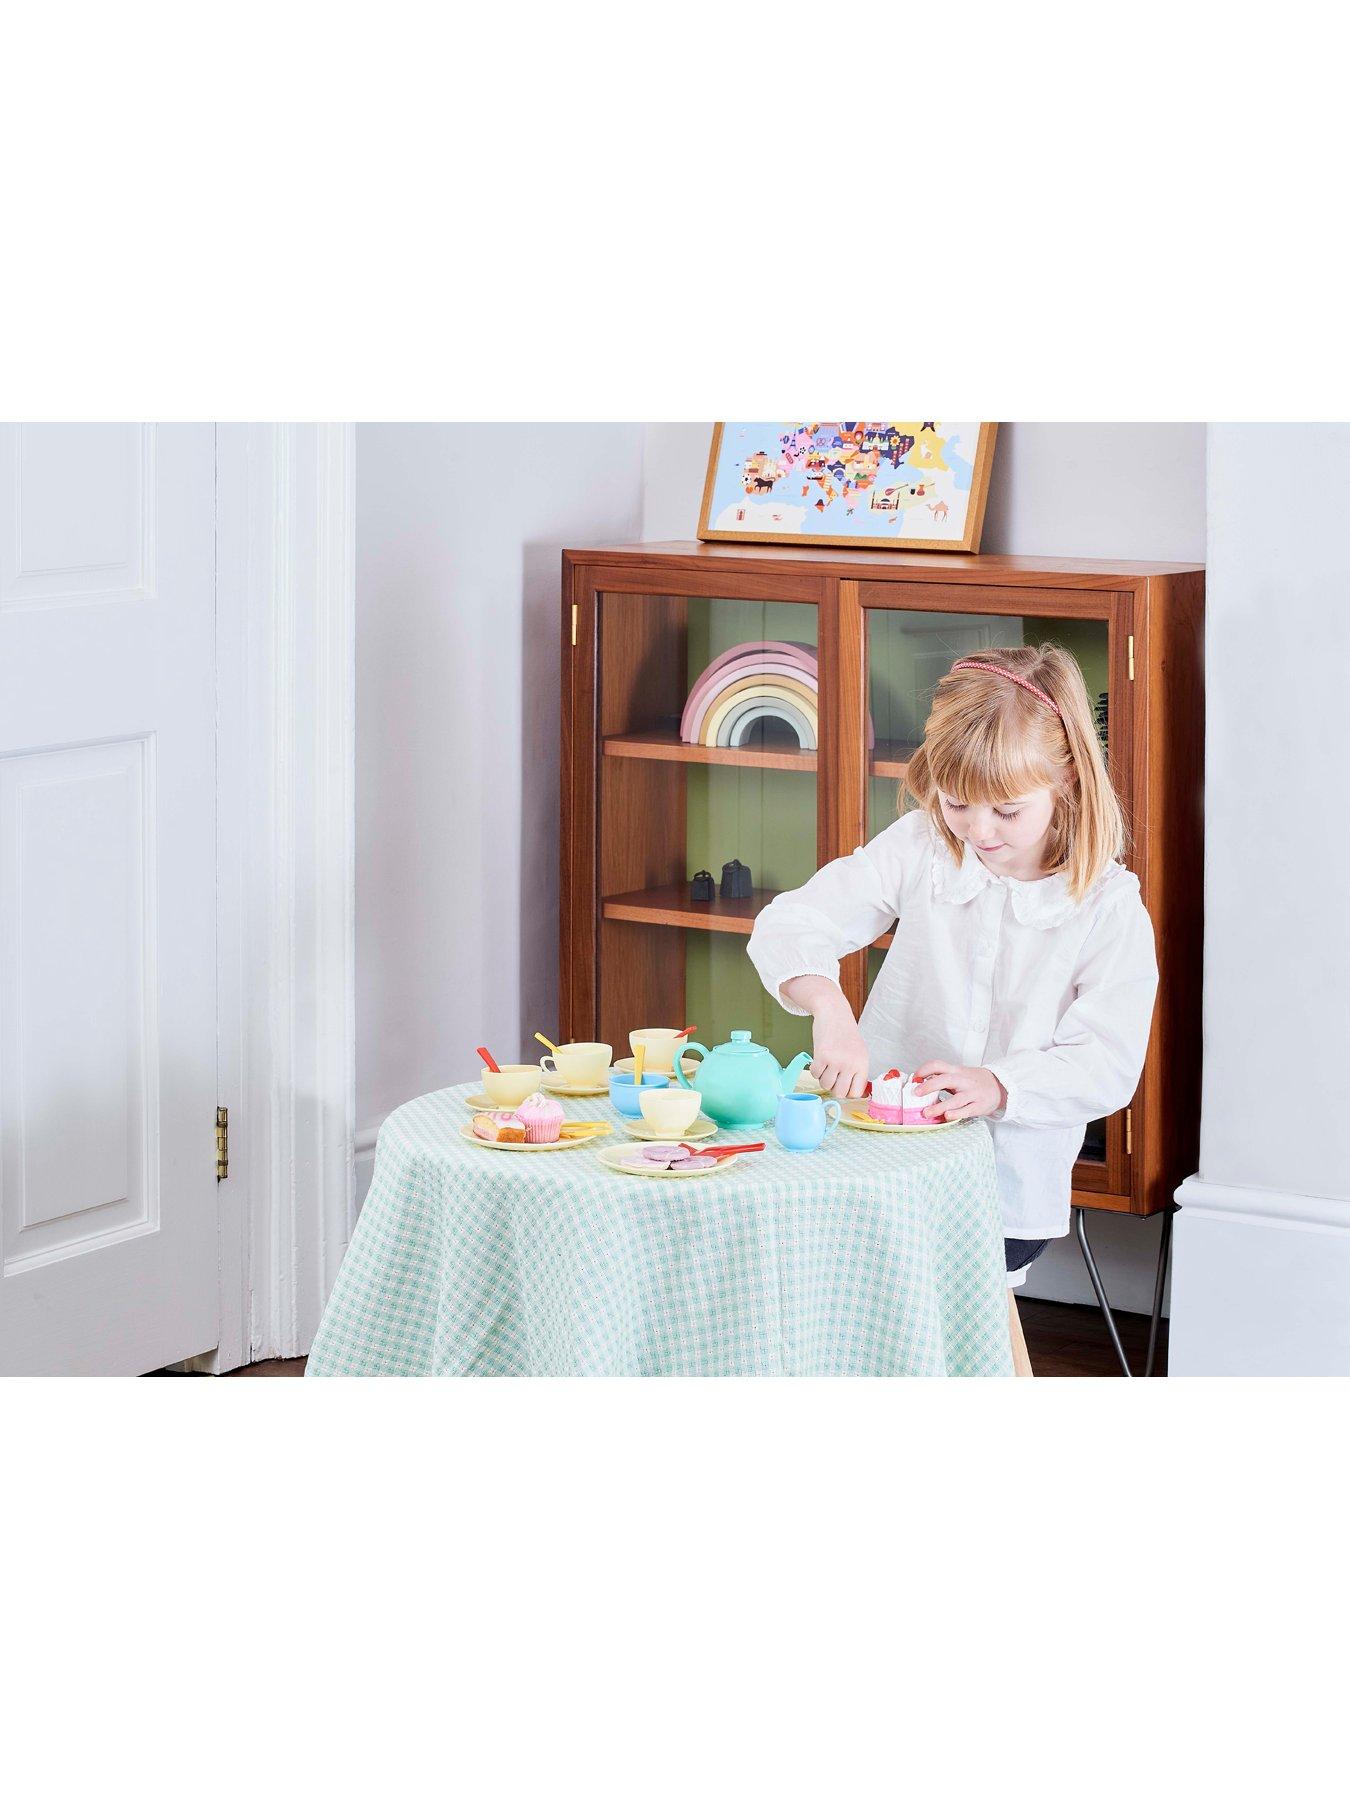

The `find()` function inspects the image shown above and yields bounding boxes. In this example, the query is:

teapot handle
[674,1043,709,1090]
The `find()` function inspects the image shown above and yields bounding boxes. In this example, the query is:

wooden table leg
[1008,1291,1034,1378]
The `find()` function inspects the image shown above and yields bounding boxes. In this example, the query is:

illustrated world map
[705,421,982,543]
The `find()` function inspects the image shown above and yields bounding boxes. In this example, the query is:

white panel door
[0,424,218,1374]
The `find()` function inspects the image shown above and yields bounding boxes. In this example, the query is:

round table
[307,1082,1014,1377]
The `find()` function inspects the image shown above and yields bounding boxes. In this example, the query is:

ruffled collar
[928,826,1081,929]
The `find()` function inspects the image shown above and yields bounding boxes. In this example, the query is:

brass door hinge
[1127,633,1135,680]
[570,602,578,647]
[1124,1106,1133,1156]
[216,1106,229,1182]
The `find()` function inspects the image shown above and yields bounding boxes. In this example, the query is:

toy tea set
[464,1026,961,1178]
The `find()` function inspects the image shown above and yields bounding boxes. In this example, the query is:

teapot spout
[780,1051,812,1093]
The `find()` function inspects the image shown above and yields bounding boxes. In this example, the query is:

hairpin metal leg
[1073,1206,1133,1377]
[1144,1204,1175,1379]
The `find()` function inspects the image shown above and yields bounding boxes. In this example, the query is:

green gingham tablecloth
[307,1082,1014,1377]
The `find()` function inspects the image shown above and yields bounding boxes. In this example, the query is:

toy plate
[459,1122,592,1152]
[597,1144,731,1179]
[539,1075,611,1097]
[839,1106,968,1134]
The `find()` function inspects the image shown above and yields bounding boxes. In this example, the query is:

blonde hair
[902,644,1128,901]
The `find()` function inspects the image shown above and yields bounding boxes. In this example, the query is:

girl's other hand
[912,1061,1007,1121]
[809,1008,871,1101]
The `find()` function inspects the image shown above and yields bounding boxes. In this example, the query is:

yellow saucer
[621,1114,716,1141]
[459,1122,592,1152]
[460,1088,544,1111]
[539,1075,611,1097]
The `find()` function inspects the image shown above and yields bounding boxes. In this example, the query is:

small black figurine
[1094,691,1109,755]
[719,858,753,900]
[689,869,715,902]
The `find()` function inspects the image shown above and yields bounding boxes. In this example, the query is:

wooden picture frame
[697,422,999,554]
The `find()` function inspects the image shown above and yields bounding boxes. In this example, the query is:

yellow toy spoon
[534,1031,559,1056]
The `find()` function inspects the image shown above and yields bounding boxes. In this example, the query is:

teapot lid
[718,1029,766,1056]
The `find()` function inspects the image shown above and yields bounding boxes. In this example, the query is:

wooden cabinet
[560,542,1204,1217]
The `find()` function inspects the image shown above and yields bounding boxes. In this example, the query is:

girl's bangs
[926,714,1051,807]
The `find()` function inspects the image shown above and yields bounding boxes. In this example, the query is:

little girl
[747,645,1159,1279]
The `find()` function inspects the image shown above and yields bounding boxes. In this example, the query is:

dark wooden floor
[214,1300,1166,1378]
[1019,1298,1166,1377]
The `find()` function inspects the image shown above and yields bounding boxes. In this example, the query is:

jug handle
[674,1043,709,1090]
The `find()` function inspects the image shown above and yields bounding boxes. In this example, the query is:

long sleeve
[986,894,1159,1129]
[748,839,901,1018]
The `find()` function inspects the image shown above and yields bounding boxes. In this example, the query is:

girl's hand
[807,998,871,1100]
[912,1061,1008,1122]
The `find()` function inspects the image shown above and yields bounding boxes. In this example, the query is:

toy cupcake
[514,1091,565,1143]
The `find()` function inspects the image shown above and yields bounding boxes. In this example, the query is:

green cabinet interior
[683,598,817,1066]
[865,610,1109,836]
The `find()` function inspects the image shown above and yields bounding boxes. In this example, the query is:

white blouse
[747,809,1159,1239]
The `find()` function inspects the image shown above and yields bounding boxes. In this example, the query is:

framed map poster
[697,422,999,553]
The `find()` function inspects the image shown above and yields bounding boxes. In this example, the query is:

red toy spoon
[680,1141,765,1160]
[476,1045,501,1074]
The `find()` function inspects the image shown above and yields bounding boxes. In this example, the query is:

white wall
[356,425,644,1196]
[1170,425,1350,1373]
[641,423,1207,1314]
[641,422,1206,562]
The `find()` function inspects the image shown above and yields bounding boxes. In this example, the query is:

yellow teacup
[638,1085,702,1136]
[540,1042,613,1086]
[629,1027,682,1074]
[481,1063,543,1108]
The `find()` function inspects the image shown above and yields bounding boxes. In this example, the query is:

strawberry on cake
[866,1069,943,1126]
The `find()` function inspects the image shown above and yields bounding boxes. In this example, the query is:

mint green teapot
[674,1030,812,1128]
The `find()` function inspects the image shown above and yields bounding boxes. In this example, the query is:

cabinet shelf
[871,742,920,779]
[603,728,815,773]
[601,727,919,779]
[601,883,778,934]
[602,883,899,955]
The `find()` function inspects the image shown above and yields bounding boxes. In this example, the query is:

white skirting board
[1170,1177,1350,1375]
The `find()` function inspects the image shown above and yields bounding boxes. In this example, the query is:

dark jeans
[1005,1237,1050,1274]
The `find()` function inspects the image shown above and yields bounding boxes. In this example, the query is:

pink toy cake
[866,1069,936,1126]
[513,1092,565,1143]
[472,1110,526,1143]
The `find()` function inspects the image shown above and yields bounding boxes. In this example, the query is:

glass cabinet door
[861,595,1121,1182]
[595,588,822,1067]
[865,606,1114,840]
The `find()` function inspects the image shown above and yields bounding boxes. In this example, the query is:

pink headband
[951,658,1062,719]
